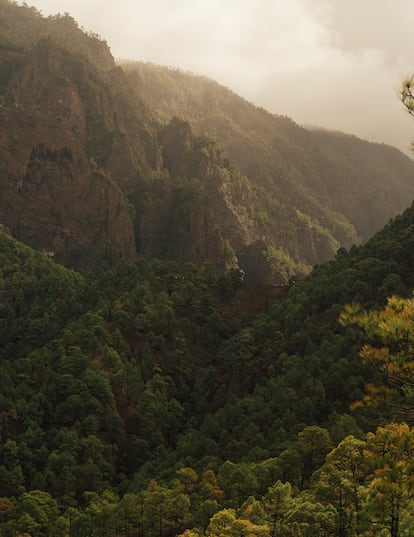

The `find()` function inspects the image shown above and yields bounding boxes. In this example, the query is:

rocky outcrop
[0,140,136,269]
[137,117,341,282]
[0,39,141,269]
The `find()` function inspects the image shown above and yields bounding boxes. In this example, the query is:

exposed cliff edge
[0,37,139,269]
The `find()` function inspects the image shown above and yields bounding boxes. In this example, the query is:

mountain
[1,1,414,283]
[123,61,414,245]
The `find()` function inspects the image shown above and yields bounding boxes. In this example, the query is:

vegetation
[0,0,113,70]
[1,195,414,535]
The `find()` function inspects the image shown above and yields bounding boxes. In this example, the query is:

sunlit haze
[23,0,414,155]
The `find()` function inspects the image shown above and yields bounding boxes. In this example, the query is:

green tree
[314,435,367,537]
[363,422,414,537]
[206,508,270,537]
[176,467,198,493]
[15,490,58,537]
[295,426,333,488]
[84,489,120,537]
[0,440,25,497]
[262,480,294,535]
[340,295,414,419]
[142,480,172,537]
[281,498,337,537]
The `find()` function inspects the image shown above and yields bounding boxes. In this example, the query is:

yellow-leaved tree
[340,295,414,420]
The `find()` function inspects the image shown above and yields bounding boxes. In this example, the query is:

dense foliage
[0,0,113,70]
[2,199,414,535]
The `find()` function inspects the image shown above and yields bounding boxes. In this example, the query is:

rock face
[0,38,141,269]
[1,14,334,282]
[136,117,340,283]
[0,143,136,269]
[135,118,253,273]
[0,33,242,275]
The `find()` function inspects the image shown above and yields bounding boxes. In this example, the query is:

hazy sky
[25,0,414,155]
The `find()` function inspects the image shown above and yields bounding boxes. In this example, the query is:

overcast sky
[25,0,414,155]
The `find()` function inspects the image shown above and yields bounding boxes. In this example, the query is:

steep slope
[137,117,342,283]
[0,38,143,269]
[124,61,414,244]
[3,193,414,525]
[0,1,343,282]
[0,0,161,269]
[0,30,248,275]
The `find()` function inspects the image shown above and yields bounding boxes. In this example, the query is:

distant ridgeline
[122,61,414,244]
[0,0,414,284]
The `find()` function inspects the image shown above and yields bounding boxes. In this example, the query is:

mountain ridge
[1,0,414,284]
[123,60,414,243]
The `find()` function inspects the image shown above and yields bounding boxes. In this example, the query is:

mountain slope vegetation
[3,3,414,534]
[2,193,414,536]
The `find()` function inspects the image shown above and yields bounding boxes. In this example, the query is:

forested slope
[3,2,414,535]
[2,198,414,535]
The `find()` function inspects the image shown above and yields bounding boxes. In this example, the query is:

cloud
[258,45,412,148]
[319,0,414,61]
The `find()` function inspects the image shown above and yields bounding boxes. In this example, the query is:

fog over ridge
[23,0,414,155]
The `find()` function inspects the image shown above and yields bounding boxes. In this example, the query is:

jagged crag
[1,0,414,282]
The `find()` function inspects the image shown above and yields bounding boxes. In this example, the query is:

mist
[24,0,414,155]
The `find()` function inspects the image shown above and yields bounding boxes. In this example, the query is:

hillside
[0,1,334,282]
[2,195,414,535]
[4,2,414,534]
[124,61,414,244]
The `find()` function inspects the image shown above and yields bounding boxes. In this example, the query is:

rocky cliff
[0,37,141,269]
[135,117,341,283]
[0,2,342,282]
